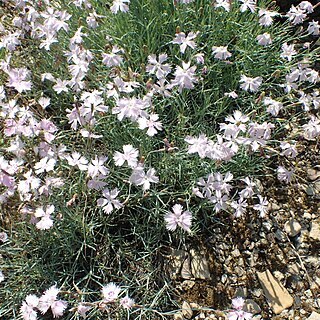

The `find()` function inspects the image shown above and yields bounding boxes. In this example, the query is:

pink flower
[102,283,121,302]
[146,53,171,79]
[277,166,294,183]
[97,188,123,214]
[256,33,272,46]
[164,204,192,232]
[51,300,68,318]
[212,46,232,60]
[120,295,135,309]
[239,75,262,92]
[110,0,130,13]
[113,144,139,168]
[34,205,55,230]
[172,31,199,54]
[227,297,253,320]
[138,113,163,136]
[171,61,198,92]
[129,165,159,190]
[253,195,269,218]
[102,46,123,66]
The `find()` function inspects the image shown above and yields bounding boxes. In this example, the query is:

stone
[181,280,195,291]
[268,202,280,211]
[244,299,261,315]
[309,221,320,241]
[174,312,184,320]
[181,256,192,279]
[314,181,320,193]
[307,311,320,320]
[303,211,312,219]
[190,249,211,280]
[168,249,188,279]
[284,219,301,237]
[307,169,320,181]
[257,269,294,314]
[182,301,193,319]
[274,229,287,242]
[235,287,248,298]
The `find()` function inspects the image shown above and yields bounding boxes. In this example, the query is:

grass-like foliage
[0,0,319,319]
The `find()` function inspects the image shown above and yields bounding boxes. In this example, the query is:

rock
[274,229,287,242]
[284,219,301,237]
[182,301,193,319]
[235,287,248,298]
[181,280,195,291]
[181,256,193,279]
[305,185,315,196]
[307,169,320,181]
[314,181,320,193]
[307,311,320,320]
[168,249,188,279]
[231,248,241,257]
[221,274,228,284]
[190,249,211,280]
[257,269,294,314]
[174,312,184,320]
[268,202,280,211]
[309,220,320,241]
[244,299,261,315]
[303,211,312,219]
[274,271,285,281]
[189,302,200,310]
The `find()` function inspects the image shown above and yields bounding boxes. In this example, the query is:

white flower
[256,33,272,46]
[164,204,192,232]
[287,5,307,25]
[34,205,55,230]
[280,43,297,61]
[0,232,8,242]
[212,46,232,60]
[263,97,283,116]
[120,295,135,309]
[185,134,209,159]
[258,9,278,27]
[231,197,248,217]
[277,166,294,184]
[51,300,68,318]
[302,116,320,140]
[138,114,163,136]
[129,165,159,190]
[214,0,231,11]
[280,141,298,158]
[253,195,269,217]
[34,157,56,175]
[307,20,320,35]
[239,75,262,92]
[171,61,198,92]
[38,285,60,314]
[146,53,171,79]
[113,144,139,168]
[110,0,130,14]
[66,152,88,171]
[102,283,121,302]
[0,270,4,282]
[87,156,109,178]
[172,31,199,54]
[239,0,256,13]
[102,46,123,67]
[97,188,123,214]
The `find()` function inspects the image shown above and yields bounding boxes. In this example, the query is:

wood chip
[257,269,293,314]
